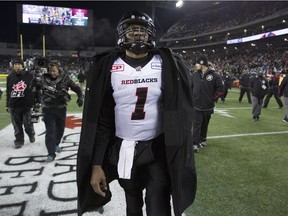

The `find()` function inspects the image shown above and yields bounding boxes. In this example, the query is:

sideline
[0,116,186,216]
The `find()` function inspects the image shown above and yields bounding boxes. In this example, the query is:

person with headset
[6,58,36,148]
[41,60,83,162]
[77,11,196,216]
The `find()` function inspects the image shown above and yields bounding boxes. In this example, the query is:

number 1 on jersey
[131,87,148,120]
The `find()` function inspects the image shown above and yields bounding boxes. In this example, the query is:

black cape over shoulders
[77,47,197,216]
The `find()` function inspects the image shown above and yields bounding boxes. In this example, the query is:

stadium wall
[0,42,112,57]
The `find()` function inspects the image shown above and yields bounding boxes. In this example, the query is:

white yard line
[208,130,288,139]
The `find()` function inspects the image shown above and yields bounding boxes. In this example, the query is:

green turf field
[186,89,288,216]
[1,77,287,216]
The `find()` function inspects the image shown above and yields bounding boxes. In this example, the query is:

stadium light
[176,0,184,8]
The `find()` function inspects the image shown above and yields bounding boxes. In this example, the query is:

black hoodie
[6,70,34,108]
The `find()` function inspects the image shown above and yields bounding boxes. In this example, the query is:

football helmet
[117,11,156,55]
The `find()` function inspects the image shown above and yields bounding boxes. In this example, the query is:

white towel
[117,140,136,179]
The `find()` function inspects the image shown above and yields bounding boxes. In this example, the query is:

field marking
[214,108,235,118]
[208,130,288,139]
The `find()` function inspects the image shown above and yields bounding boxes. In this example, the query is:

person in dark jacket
[250,73,268,121]
[191,56,224,152]
[76,11,196,216]
[280,73,288,123]
[6,58,36,148]
[220,72,232,102]
[239,70,252,103]
[77,69,86,93]
[41,60,83,162]
[263,71,283,108]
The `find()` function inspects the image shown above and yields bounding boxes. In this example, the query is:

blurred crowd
[162,1,288,40]
[0,55,89,80]
[183,48,288,80]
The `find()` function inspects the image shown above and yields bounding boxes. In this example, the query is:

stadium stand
[1,1,288,80]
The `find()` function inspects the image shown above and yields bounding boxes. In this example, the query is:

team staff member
[191,56,224,152]
[6,58,36,148]
[220,72,232,102]
[280,72,288,123]
[42,60,83,162]
[250,73,268,121]
[77,11,196,216]
[239,70,252,103]
[263,71,283,108]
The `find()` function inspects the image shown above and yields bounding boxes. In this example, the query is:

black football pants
[118,139,171,216]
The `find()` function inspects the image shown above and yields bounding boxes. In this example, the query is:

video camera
[26,56,48,80]
[26,56,48,71]
[29,103,43,124]
[25,56,49,124]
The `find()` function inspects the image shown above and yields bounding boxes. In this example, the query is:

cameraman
[6,58,36,148]
[42,60,83,162]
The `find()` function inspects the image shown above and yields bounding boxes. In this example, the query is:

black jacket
[191,69,224,111]
[239,73,251,88]
[76,48,196,216]
[6,69,34,108]
[280,75,288,97]
[250,76,268,99]
[41,71,83,108]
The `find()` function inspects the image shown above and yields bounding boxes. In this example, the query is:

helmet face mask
[117,11,156,55]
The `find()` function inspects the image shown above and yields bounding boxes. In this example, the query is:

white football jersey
[111,55,164,141]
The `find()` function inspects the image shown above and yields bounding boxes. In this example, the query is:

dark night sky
[0,1,191,48]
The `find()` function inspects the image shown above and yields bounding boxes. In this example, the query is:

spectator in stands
[191,55,224,152]
[250,72,268,121]
[239,69,252,104]
[280,71,288,123]
[263,71,283,108]
[6,58,36,148]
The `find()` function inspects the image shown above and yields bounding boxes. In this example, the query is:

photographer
[42,60,83,162]
[6,58,36,148]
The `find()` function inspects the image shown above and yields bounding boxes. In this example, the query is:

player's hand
[6,107,10,113]
[76,97,83,107]
[90,165,107,197]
